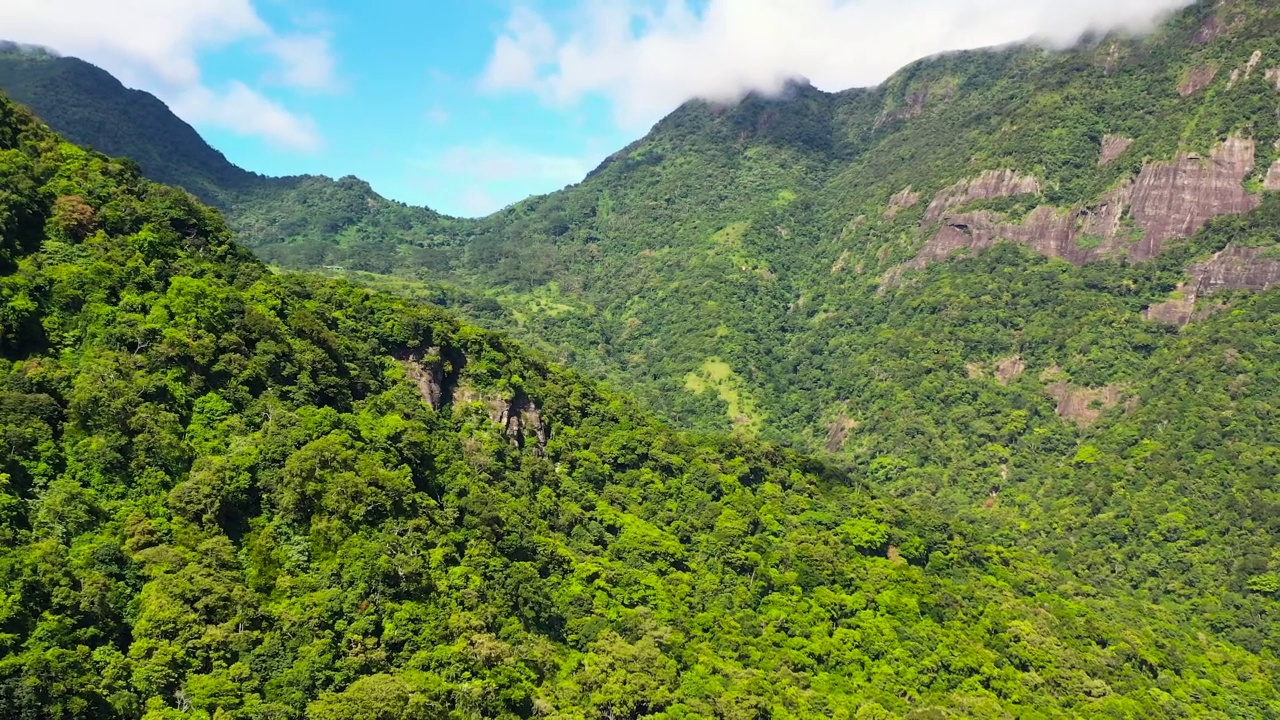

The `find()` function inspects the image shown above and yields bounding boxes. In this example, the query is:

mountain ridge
[5,87,1280,718]
[6,1,1274,437]
[3,1,1280,686]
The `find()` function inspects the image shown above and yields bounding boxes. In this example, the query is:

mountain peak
[0,40,59,59]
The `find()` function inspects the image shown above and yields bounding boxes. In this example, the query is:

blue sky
[3,0,1195,217]
[197,1,641,217]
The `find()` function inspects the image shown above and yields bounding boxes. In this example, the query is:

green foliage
[2,89,1280,720]
[3,2,1280,717]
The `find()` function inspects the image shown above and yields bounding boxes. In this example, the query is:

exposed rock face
[884,187,921,219]
[1047,383,1125,428]
[1188,244,1280,293]
[886,135,1268,295]
[923,170,1041,224]
[1127,135,1258,259]
[878,90,928,127]
[1144,245,1280,328]
[455,385,550,454]
[1228,50,1264,89]
[1267,67,1280,91]
[1265,160,1280,190]
[1179,66,1218,96]
[906,190,1133,270]
[825,415,859,452]
[1099,135,1134,166]
[900,135,1260,277]
[1193,16,1226,46]
[1101,42,1122,75]
[1247,50,1263,77]
[994,356,1026,385]
[1144,284,1200,327]
[394,347,444,410]
[495,398,549,455]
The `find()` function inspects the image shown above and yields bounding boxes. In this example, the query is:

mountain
[9,4,1280,431]
[4,0,1280,706]
[0,44,454,275]
[0,43,254,202]
[8,90,1280,719]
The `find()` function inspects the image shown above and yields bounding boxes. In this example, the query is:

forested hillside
[5,2,1280,717]
[7,2,1279,437]
[0,44,453,265]
[8,91,1280,719]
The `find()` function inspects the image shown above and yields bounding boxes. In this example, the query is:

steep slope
[0,43,257,202]
[420,0,1280,435]
[0,44,454,274]
[318,0,1280,662]
[9,93,1280,719]
[4,0,1280,683]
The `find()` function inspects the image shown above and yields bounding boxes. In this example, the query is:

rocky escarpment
[1126,135,1259,259]
[394,349,550,453]
[1143,284,1219,327]
[1046,381,1132,428]
[394,346,445,410]
[883,187,920,219]
[1179,65,1219,96]
[994,356,1026,385]
[1191,244,1280,292]
[1227,50,1263,89]
[922,170,1041,224]
[491,397,549,455]
[1099,135,1134,166]
[455,385,550,455]
[877,90,929,127]
[903,201,1127,271]
[1145,245,1280,327]
[889,135,1264,284]
[1265,160,1280,190]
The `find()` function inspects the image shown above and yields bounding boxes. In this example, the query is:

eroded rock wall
[922,170,1041,224]
[1099,135,1134,166]
[1189,244,1280,293]
[1046,383,1126,428]
[884,187,921,219]
[1127,135,1259,260]
[894,135,1264,281]
[1143,246,1279,327]
[394,346,444,410]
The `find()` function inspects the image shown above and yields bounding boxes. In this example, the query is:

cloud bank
[425,143,596,216]
[0,0,335,150]
[482,0,1198,125]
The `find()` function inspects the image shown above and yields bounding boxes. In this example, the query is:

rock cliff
[893,135,1267,288]
[922,170,1041,224]
[1144,246,1280,327]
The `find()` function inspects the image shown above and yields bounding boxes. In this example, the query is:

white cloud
[425,106,451,126]
[414,143,598,216]
[482,6,560,92]
[482,0,1197,125]
[457,187,505,216]
[172,82,322,151]
[437,144,590,184]
[0,0,334,149]
[263,32,339,91]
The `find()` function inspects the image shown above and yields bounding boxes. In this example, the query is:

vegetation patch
[684,358,763,432]
[773,189,799,207]
[711,221,751,245]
